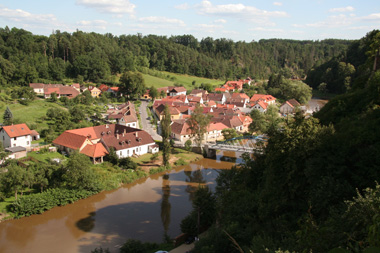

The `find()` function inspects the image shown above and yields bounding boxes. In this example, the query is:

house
[169,86,187,96]
[53,124,157,163]
[0,123,32,149]
[207,93,226,104]
[88,86,101,98]
[107,102,138,128]
[250,94,276,105]
[189,89,208,98]
[71,83,81,92]
[30,130,40,141]
[44,86,80,99]
[252,100,269,112]
[29,83,45,95]
[171,120,192,142]
[280,99,301,114]
[5,146,27,160]
[154,104,181,120]
[206,122,228,141]
[225,80,244,91]
[187,95,203,104]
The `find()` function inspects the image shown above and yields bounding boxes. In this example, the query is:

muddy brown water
[0,151,242,253]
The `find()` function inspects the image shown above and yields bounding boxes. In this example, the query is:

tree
[118,71,146,99]
[249,109,267,134]
[3,106,13,126]
[221,128,238,141]
[148,86,158,101]
[2,163,26,200]
[63,152,100,191]
[188,105,211,150]
[69,105,85,123]
[185,139,192,153]
[161,105,171,167]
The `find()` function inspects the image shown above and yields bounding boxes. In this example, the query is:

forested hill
[0,26,350,86]
[188,30,380,252]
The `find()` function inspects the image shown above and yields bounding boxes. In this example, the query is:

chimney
[117,133,119,139]
[135,132,138,138]
[106,124,109,128]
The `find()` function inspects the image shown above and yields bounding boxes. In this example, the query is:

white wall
[116,143,155,158]
[0,131,31,148]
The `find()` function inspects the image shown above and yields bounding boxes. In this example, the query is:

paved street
[139,100,162,141]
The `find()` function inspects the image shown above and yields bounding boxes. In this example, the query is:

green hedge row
[9,188,96,218]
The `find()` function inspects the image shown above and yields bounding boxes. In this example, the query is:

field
[0,99,65,132]
[142,70,224,90]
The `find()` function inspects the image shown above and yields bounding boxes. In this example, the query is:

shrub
[8,188,96,218]
[174,158,187,166]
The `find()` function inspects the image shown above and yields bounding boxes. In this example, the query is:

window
[14,137,16,141]
[27,141,29,145]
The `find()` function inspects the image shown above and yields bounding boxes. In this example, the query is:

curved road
[139,100,162,141]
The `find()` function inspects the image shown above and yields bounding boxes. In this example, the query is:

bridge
[204,135,267,157]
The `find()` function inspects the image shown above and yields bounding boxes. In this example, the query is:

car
[185,236,195,244]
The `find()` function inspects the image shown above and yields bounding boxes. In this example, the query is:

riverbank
[0,148,203,222]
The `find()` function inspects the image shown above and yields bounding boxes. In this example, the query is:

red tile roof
[2,124,32,138]
[80,143,108,158]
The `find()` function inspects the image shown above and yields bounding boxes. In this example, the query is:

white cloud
[77,19,108,30]
[249,27,284,33]
[329,6,354,13]
[196,0,288,19]
[76,0,136,15]
[214,19,227,24]
[273,2,283,6]
[195,24,223,29]
[175,3,190,10]
[0,7,57,24]
[293,14,353,28]
[360,13,380,21]
[139,16,186,27]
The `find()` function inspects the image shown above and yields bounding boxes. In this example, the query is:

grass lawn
[0,99,65,132]
[27,151,66,163]
[142,73,174,88]
[161,71,224,89]
[141,71,224,90]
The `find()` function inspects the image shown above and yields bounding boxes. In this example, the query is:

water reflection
[0,151,238,253]
[161,174,171,236]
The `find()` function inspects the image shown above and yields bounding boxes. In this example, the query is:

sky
[0,0,379,42]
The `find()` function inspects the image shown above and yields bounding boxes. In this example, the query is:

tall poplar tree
[188,104,211,151]
[3,106,13,126]
[161,105,171,167]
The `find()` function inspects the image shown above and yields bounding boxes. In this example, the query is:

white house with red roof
[0,124,32,149]
[53,124,158,163]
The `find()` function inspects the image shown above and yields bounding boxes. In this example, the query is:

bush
[174,158,187,166]
[8,188,96,218]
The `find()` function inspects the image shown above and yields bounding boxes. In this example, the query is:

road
[139,100,162,141]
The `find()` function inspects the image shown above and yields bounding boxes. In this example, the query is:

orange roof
[2,124,32,138]
[250,94,276,103]
[52,132,88,150]
[207,122,228,131]
[80,143,108,158]
[256,101,268,110]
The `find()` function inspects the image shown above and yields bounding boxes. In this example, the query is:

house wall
[253,104,266,112]
[33,88,44,95]
[280,104,293,114]
[0,131,31,148]
[116,142,155,158]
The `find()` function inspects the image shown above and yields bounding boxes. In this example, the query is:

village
[0,78,311,165]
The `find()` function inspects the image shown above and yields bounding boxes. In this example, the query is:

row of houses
[29,83,120,99]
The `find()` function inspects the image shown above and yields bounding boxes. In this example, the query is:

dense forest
[181,30,380,252]
[0,26,350,86]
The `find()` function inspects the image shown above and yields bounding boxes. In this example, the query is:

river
[0,151,242,253]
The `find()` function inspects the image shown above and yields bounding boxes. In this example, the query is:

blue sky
[0,0,379,41]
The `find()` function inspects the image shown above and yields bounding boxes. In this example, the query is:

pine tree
[3,106,13,126]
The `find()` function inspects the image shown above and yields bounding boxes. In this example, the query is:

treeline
[0,26,350,86]
[184,30,380,252]
[306,30,380,93]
